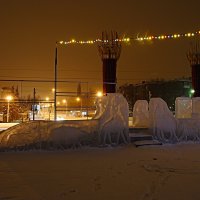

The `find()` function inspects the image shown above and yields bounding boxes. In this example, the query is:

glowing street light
[6,95,13,123]
[62,99,67,104]
[96,91,103,97]
[76,97,82,116]
[62,99,67,117]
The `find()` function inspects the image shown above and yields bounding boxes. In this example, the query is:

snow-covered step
[129,127,149,134]
[129,133,153,142]
[134,140,162,147]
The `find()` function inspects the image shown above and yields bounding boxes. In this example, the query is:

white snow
[0,144,200,200]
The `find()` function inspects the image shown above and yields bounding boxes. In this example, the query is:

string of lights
[58,30,200,45]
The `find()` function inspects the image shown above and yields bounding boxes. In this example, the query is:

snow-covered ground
[0,143,200,200]
[0,123,19,131]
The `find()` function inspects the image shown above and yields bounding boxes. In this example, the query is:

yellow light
[71,39,76,43]
[76,97,80,102]
[59,41,64,44]
[52,88,55,92]
[187,33,191,37]
[161,35,165,39]
[57,101,60,105]
[124,37,130,42]
[62,99,67,104]
[46,97,49,101]
[137,37,143,41]
[96,91,103,97]
[6,95,13,101]
[147,36,153,40]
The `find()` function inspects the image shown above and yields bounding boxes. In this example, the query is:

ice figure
[175,97,192,118]
[192,97,200,118]
[93,93,129,145]
[175,97,200,141]
[0,93,129,150]
[177,118,200,141]
[149,98,178,143]
[174,97,200,141]
[0,120,99,150]
[132,100,149,128]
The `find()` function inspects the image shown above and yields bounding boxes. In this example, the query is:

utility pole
[33,88,36,120]
[54,42,58,121]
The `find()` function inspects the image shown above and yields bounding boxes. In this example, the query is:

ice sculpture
[175,97,192,118]
[93,93,129,145]
[149,98,178,143]
[174,97,200,141]
[0,93,129,150]
[132,100,149,128]
[192,97,200,118]
[177,118,200,141]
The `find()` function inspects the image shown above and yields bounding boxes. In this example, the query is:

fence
[0,79,117,122]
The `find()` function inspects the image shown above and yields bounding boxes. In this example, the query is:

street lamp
[96,91,103,97]
[76,97,82,116]
[6,95,13,123]
[62,99,67,119]
[45,97,50,120]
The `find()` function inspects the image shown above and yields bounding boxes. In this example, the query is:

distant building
[0,86,19,100]
[118,78,192,112]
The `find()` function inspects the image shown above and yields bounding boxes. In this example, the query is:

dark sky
[0,0,200,96]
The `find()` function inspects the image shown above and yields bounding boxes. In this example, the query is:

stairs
[129,127,162,147]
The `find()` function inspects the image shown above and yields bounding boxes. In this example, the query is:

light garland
[136,30,200,41]
[58,37,131,45]
[57,30,200,45]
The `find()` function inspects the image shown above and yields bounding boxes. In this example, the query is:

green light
[190,89,195,94]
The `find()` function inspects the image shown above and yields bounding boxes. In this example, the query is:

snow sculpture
[0,93,129,150]
[149,98,178,143]
[192,97,200,118]
[176,118,200,141]
[175,97,192,118]
[0,120,96,150]
[175,97,200,141]
[132,100,149,128]
[93,93,129,145]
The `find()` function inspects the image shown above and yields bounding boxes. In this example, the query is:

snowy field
[1,143,200,200]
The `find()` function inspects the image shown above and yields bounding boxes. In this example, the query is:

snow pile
[132,100,149,128]
[0,93,129,150]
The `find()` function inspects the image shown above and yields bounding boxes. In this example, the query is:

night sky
[1,0,200,96]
